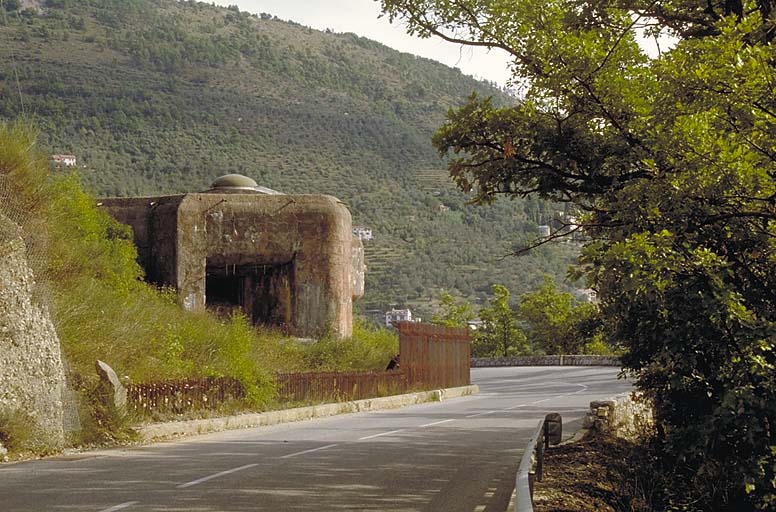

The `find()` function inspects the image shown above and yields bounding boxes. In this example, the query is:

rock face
[0,213,66,449]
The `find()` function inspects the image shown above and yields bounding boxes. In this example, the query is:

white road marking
[177,463,258,489]
[99,502,139,512]
[465,411,496,418]
[504,383,589,410]
[358,429,406,441]
[280,444,339,459]
[420,419,455,428]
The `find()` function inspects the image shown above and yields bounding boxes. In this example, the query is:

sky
[210,0,514,86]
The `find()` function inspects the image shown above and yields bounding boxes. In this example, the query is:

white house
[352,226,374,241]
[51,154,77,168]
[385,308,420,327]
[573,288,599,303]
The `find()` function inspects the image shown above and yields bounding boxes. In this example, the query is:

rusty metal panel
[398,322,471,390]
[275,370,407,403]
[127,377,246,417]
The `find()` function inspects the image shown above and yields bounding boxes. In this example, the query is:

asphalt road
[0,366,631,512]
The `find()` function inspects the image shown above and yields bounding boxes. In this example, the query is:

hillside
[0,0,578,314]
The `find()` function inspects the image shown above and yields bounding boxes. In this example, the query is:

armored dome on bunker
[206,174,282,195]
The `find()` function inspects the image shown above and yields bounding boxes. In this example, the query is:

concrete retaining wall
[471,355,620,367]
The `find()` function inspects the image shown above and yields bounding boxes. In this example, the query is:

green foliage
[381,0,776,508]
[292,318,399,372]
[46,173,143,291]
[0,122,49,219]
[474,284,528,357]
[517,277,603,355]
[0,408,33,453]
[430,290,474,327]
[0,405,59,457]
[75,382,137,446]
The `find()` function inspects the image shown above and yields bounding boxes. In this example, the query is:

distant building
[385,308,420,327]
[466,320,484,330]
[538,225,551,238]
[552,212,586,242]
[51,154,77,168]
[353,226,373,241]
[574,288,598,303]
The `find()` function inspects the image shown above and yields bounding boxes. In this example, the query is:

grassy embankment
[0,121,398,452]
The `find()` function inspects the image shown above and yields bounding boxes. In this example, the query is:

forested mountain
[0,0,578,315]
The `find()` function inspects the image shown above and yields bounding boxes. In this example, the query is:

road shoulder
[138,384,480,441]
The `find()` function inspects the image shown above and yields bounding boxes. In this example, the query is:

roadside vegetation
[0,121,398,453]
[431,279,610,357]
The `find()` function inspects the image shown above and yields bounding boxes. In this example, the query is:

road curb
[137,384,479,442]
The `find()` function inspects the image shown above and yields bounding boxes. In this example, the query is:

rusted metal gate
[127,376,245,417]
[398,322,471,389]
[275,370,407,403]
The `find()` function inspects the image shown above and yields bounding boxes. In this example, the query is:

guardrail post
[516,414,564,512]
[536,437,544,482]
[544,413,563,446]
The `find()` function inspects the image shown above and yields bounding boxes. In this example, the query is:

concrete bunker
[100,175,365,338]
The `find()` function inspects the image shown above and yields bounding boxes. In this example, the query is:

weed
[0,408,34,453]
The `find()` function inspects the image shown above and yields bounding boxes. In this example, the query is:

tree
[516,277,600,355]
[381,0,776,509]
[430,290,474,327]
[475,284,528,357]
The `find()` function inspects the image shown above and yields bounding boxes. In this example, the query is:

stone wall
[582,392,654,440]
[471,355,620,367]
[0,214,66,450]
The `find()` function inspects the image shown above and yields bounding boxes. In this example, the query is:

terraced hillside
[0,0,578,313]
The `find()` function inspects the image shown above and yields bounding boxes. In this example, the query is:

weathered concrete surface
[101,191,357,338]
[137,384,479,442]
[471,355,620,367]
[0,214,65,449]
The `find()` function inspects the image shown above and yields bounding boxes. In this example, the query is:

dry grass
[533,431,661,512]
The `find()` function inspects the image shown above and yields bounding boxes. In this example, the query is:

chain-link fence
[0,161,82,436]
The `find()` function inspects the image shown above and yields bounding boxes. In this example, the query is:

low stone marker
[544,412,563,446]
[96,360,127,412]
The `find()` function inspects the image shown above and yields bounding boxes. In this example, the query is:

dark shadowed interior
[205,260,295,330]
